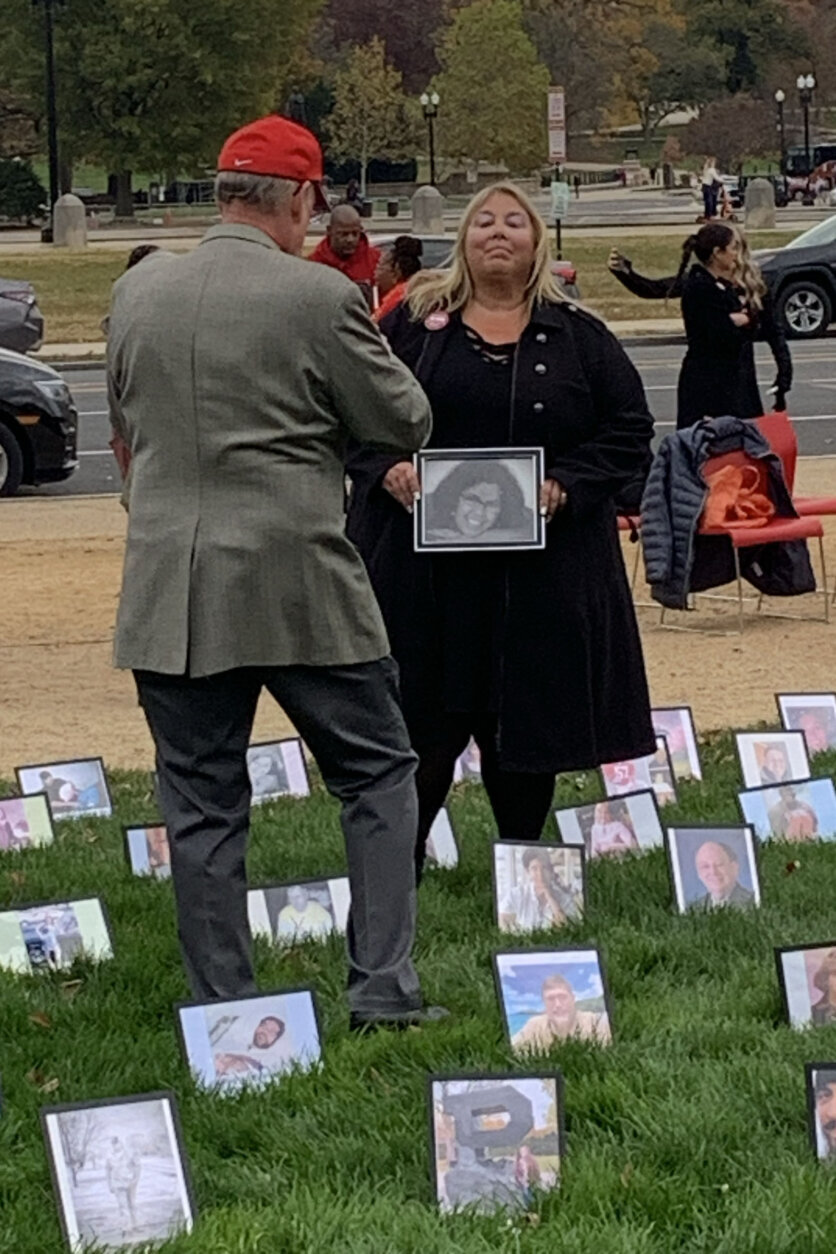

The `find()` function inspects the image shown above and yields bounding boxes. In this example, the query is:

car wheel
[0,421,24,496]
[777,279,832,339]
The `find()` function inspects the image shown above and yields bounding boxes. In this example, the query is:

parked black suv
[759,215,836,338]
[0,348,78,495]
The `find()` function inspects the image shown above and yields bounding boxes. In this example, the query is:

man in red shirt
[310,205,380,290]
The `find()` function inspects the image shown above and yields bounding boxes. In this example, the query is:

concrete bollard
[53,193,88,249]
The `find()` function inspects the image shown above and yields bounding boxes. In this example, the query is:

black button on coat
[346,299,658,774]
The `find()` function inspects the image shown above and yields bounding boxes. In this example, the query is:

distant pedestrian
[572,174,581,199]
[342,178,364,210]
[700,156,720,219]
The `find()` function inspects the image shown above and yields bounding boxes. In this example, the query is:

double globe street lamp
[420,91,440,187]
[797,73,816,177]
[774,88,787,194]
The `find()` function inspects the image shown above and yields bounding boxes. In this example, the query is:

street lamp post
[774,88,787,196]
[32,0,63,243]
[420,91,440,186]
[796,73,816,178]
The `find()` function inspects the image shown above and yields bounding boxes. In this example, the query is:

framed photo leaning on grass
[247,876,350,947]
[554,789,663,859]
[41,1091,195,1252]
[426,806,459,869]
[428,1072,564,1214]
[651,706,702,781]
[776,944,836,1029]
[666,826,760,913]
[806,1064,836,1161]
[738,778,836,843]
[492,843,585,934]
[16,758,112,821]
[0,897,113,975]
[776,692,836,757]
[123,825,171,878]
[176,988,321,1091]
[601,735,677,807]
[734,730,810,791]
[414,448,545,553]
[494,946,612,1056]
[0,793,54,852]
[246,738,310,804]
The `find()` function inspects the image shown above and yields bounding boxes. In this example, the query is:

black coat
[611,264,792,417]
[677,265,792,428]
[346,299,657,774]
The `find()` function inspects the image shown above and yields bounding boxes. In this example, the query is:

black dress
[346,299,657,776]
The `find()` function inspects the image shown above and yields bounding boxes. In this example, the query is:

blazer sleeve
[546,320,655,517]
[613,264,683,300]
[681,276,749,354]
[321,283,432,453]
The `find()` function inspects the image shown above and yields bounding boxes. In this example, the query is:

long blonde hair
[733,226,767,313]
[405,180,565,320]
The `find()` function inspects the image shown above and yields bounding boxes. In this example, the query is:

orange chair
[696,447,828,633]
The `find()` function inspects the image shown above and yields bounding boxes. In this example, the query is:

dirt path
[1,466,834,777]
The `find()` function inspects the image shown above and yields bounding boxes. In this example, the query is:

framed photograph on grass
[494,946,612,1056]
[806,1064,836,1161]
[776,944,836,1029]
[739,778,836,843]
[41,1091,195,1251]
[426,807,459,869]
[734,730,810,790]
[601,736,677,807]
[123,825,171,878]
[414,448,545,553]
[453,739,481,784]
[176,988,321,1091]
[248,877,350,947]
[492,843,585,934]
[554,789,663,858]
[776,693,836,757]
[666,826,760,914]
[428,1072,564,1214]
[651,707,702,781]
[0,793,54,852]
[246,738,310,804]
[0,897,113,975]
[15,758,112,821]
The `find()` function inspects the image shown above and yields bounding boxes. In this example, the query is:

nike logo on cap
[234,158,253,167]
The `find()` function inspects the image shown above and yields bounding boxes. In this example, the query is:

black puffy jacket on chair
[641,415,815,610]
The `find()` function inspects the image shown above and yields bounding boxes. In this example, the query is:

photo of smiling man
[667,826,761,914]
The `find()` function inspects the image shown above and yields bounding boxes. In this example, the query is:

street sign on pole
[547,86,566,165]
[550,180,570,221]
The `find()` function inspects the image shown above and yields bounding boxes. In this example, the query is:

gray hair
[214,171,297,211]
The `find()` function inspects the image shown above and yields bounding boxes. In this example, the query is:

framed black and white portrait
[41,1091,195,1250]
[428,1072,564,1214]
[176,988,321,1091]
[246,738,311,804]
[248,876,351,947]
[16,758,112,821]
[666,826,760,914]
[492,843,585,934]
[414,448,545,553]
[554,789,663,859]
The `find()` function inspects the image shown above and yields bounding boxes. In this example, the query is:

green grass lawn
[2,734,836,1252]
[0,231,803,345]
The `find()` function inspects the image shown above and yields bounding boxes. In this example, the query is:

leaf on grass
[621,1162,634,1188]
[369,1067,393,1095]
[39,1077,60,1094]
[7,871,26,888]
[25,1067,59,1092]
[784,860,801,875]
[60,979,84,1000]
[85,834,100,845]
[524,1212,541,1227]
[29,1011,52,1029]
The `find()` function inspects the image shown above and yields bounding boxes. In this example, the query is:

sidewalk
[36,316,687,366]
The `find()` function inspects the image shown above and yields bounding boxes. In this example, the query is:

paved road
[17,340,836,498]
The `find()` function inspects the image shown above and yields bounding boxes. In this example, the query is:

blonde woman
[347,182,656,879]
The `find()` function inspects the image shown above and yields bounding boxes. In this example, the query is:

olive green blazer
[106,223,431,676]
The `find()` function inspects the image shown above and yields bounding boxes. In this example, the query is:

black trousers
[134,658,422,1017]
[412,712,556,880]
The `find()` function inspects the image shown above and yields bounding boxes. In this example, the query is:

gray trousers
[134,657,422,1017]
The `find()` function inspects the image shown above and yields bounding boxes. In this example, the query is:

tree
[682,94,777,168]
[0,159,47,221]
[319,0,449,93]
[683,0,809,93]
[2,0,324,215]
[522,0,622,132]
[432,0,549,172]
[327,38,418,195]
[620,17,727,137]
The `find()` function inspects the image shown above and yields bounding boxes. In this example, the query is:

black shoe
[349,1005,450,1033]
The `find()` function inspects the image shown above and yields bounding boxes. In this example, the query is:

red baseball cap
[217,115,330,213]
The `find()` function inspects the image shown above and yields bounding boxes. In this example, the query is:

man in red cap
[310,204,381,295]
[106,114,443,1031]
